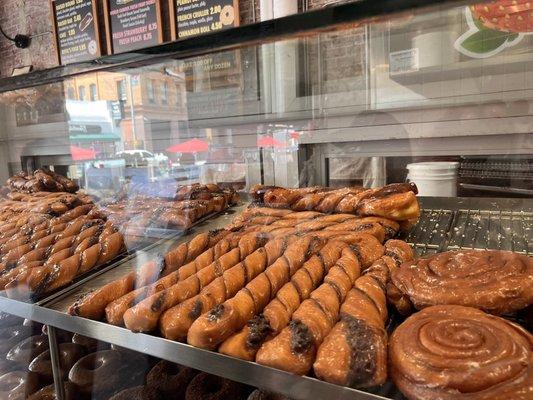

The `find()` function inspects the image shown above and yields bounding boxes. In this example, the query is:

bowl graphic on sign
[220,5,235,26]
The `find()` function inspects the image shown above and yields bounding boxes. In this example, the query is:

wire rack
[404,199,532,256]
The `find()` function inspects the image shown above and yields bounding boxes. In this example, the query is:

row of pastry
[0,171,240,301]
[68,183,532,399]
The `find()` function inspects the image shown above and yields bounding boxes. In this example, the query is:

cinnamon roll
[392,250,533,315]
[390,305,532,400]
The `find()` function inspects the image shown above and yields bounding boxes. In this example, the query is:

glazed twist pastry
[106,233,262,326]
[390,305,532,400]
[0,216,103,289]
[69,271,136,320]
[313,240,414,388]
[255,245,363,374]
[250,183,419,223]
[123,233,270,332]
[218,234,383,360]
[162,229,231,276]
[68,229,235,320]
[5,229,124,299]
[391,249,533,315]
[189,240,353,349]
[159,235,324,341]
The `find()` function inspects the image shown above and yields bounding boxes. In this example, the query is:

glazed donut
[0,325,33,355]
[68,349,123,394]
[6,335,49,364]
[247,389,292,400]
[392,250,533,315]
[185,372,247,400]
[29,343,85,380]
[71,333,101,353]
[0,371,39,400]
[109,385,159,400]
[27,382,77,400]
[146,360,196,398]
[390,305,533,400]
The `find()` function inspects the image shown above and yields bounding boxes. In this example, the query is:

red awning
[166,138,209,153]
[257,136,286,148]
[70,145,96,161]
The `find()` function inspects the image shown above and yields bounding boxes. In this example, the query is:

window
[175,84,182,107]
[116,79,127,101]
[161,82,168,104]
[147,79,155,103]
[67,87,76,100]
[78,86,86,101]
[89,84,98,101]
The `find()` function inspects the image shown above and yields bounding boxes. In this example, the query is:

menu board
[103,0,163,54]
[170,0,240,40]
[51,0,101,65]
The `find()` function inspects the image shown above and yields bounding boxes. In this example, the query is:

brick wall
[0,0,348,77]
[0,0,56,77]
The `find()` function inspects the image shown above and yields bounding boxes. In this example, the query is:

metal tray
[0,197,530,400]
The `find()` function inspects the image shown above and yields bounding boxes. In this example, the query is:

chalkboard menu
[170,0,240,40]
[51,0,101,65]
[103,0,163,54]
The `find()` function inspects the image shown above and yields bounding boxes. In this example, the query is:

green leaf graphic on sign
[459,30,510,54]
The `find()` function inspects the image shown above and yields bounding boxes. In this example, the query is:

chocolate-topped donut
[146,360,196,398]
[29,343,85,380]
[185,372,248,400]
[0,371,39,400]
[68,349,123,394]
[71,333,101,353]
[390,305,533,400]
[6,335,49,364]
[392,250,533,315]
[27,382,77,400]
[0,325,33,355]
[109,385,159,400]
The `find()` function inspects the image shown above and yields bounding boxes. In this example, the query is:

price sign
[170,0,240,40]
[103,0,163,54]
[51,0,101,65]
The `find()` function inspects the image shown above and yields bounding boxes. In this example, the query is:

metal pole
[47,326,65,400]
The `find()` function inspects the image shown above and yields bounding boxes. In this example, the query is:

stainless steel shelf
[0,297,388,400]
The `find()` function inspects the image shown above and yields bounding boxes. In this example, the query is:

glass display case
[0,0,531,399]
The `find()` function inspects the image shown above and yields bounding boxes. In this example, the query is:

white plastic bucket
[406,162,459,197]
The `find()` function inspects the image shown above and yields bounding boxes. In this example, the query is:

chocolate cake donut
[247,389,292,400]
[146,360,196,399]
[0,325,33,355]
[71,333,101,353]
[0,370,39,400]
[185,372,248,400]
[6,335,48,364]
[29,343,85,380]
[68,349,122,394]
[390,305,533,400]
[392,249,533,315]
[109,385,159,400]
[27,382,77,400]
[0,313,23,328]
